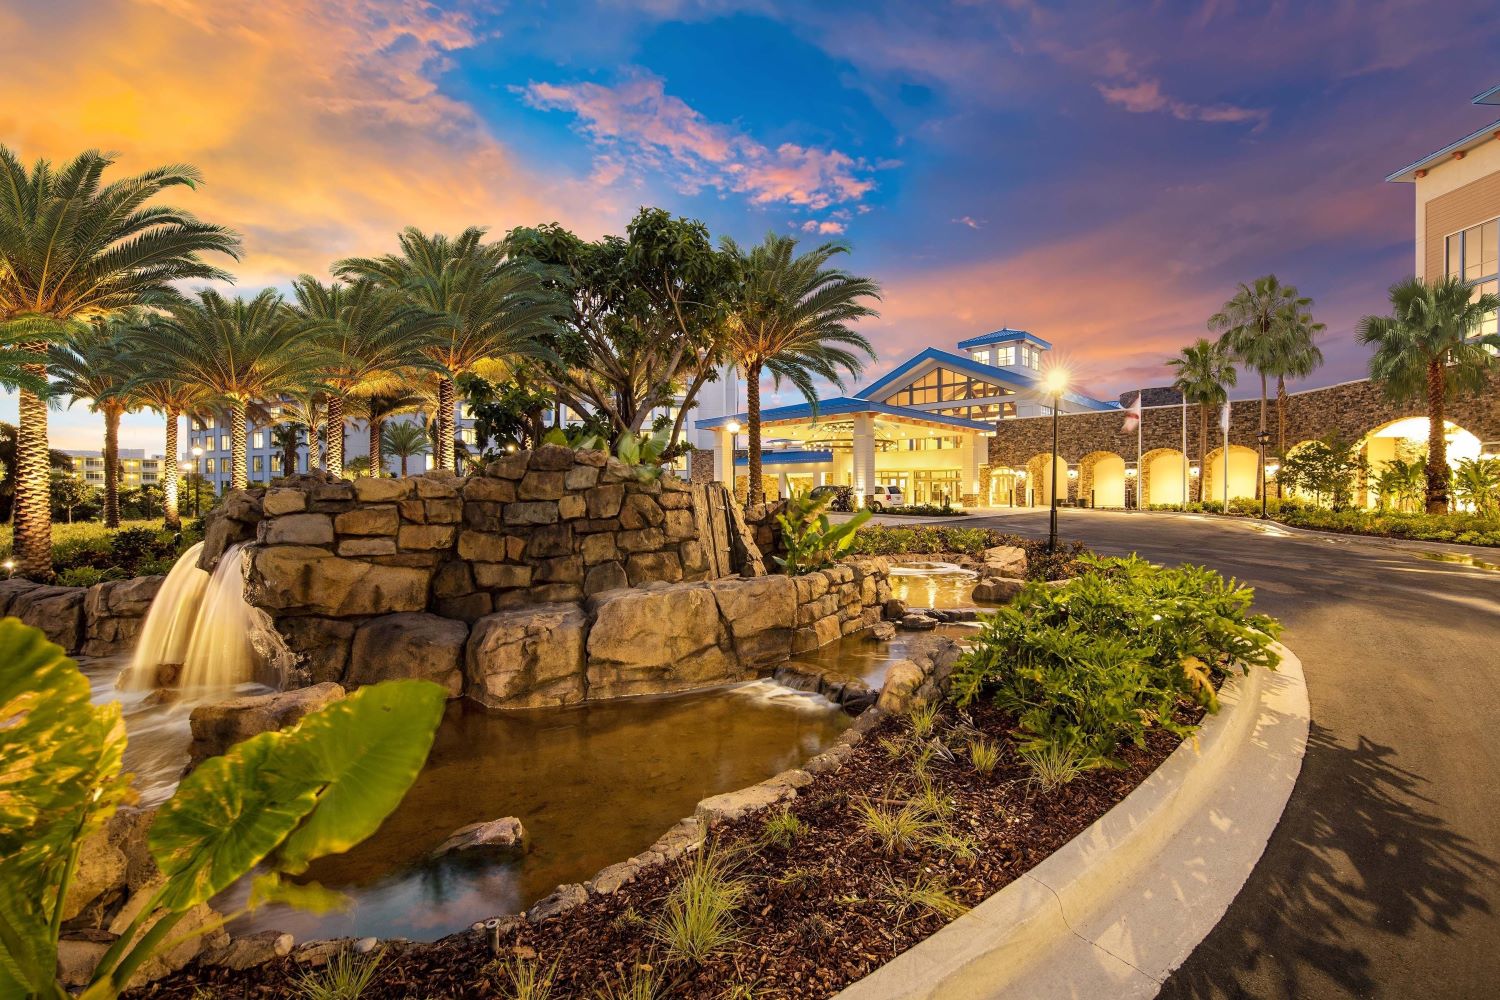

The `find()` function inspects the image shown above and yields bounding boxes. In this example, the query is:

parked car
[866,484,904,512]
[808,484,853,512]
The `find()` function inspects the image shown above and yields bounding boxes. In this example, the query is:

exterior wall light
[1267,464,1280,476]
[724,420,741,434]
[1066,468,1078,479]
[1190,465,1201,476]
[1125,468,1138,478]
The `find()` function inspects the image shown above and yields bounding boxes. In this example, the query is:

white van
[866,484,905,511]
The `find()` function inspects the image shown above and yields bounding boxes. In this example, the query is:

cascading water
[120,541,270,695]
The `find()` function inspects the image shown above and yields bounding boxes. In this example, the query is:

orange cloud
[0,0,621,290]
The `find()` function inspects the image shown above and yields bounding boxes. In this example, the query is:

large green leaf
[148,731,320,913]
[0,618,129,997]
[270,680,447,874]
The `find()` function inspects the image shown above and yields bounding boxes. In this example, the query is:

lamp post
[1256,429,1272,518]
[724,419,741,497]
[190,447,204,517]
[1043,369,1069,552]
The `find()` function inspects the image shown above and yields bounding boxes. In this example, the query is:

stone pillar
[960,433,981,502]
[715,427,735,486]
[852,414,876,507]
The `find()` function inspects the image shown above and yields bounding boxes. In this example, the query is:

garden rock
[348,613,468,697]
[465,603,588,709]
[528,884,589,922]
[981,544,1028,577]
[586,584,735,698]
[15,586,85,652]
[876,658,926,713]
[188,683,345,761]
[898,612,938,631]
[203,930,296,970]
[432,817,528,858]
[971,576,1026,603]
[56,938,112,988]
[695,781,795,828]
[708,574,797,669]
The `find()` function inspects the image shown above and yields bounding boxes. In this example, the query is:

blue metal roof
[853,347,1118,412]
[1474,84,1500,106]
[694,394,995,432]
[1387,115,1500,182]
[955,328,1053,351]
[734,450,833,467]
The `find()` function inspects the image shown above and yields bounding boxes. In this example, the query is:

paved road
[965,510,1500,1000]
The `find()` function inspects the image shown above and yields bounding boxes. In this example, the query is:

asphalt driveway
[964,509,1500,1000]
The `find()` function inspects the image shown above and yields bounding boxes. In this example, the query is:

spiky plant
[134,289,334,490]
[0,146,239,576]
[721,233,879,506]
[1358,276,1500,513]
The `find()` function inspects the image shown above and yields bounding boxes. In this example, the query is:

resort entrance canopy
[696,397,993,506]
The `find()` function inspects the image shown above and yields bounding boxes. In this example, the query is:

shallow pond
[887,562,993,610]
[88,658,853,942]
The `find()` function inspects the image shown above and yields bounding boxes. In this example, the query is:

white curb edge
[836,642,1310,1000]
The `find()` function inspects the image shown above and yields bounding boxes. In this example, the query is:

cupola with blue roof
[955,328,1051,374]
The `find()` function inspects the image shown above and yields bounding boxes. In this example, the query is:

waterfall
[120,542,264,695]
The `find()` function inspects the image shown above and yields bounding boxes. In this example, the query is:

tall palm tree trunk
[230,400,248,490]
[436,376,454,470]
[1257,370,1268,500]
[163,407,181,530]
[1275,375,1288,497]
[15,376,52,579]
[746,363,764,506]
[326,395,344,476]
[1425,360,1449,514]
[400,453,409,477]
[1198,402,1209,503]
[103,406,122,529]
[370,418,385,477]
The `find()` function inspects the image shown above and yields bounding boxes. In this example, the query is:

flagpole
[1136,389,1143,507]
[1222,401,1230,508]
[1181,394,1187,507]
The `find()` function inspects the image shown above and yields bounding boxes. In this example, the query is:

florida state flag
[1121,393,1142,433]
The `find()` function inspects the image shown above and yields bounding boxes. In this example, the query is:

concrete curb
[836,642,1309,1000]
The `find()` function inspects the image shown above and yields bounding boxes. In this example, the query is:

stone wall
[0,575,164,657]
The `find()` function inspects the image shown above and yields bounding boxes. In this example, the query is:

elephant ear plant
[0,618,447,1000]
[774,492,872,574]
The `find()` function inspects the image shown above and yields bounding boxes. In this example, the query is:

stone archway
[1023,452,1069,507]
[1202,445,1259,504]
[1140,448,1189,506]
[1078,451,1126,508]
[1357,417,1484,510]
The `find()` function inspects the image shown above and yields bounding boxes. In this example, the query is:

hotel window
[220,435,230,451]
[253,456,264,473]
[192,418,206,431]
[902,435,961,451]
[218,458,230,473]
[888,369,1008,406]
[270,454,282,473]
[995,345,1016,366]
[253,431,265,449]
[1445,218,1499,339]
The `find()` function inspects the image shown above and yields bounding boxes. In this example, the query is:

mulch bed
[136,700,1198,1000]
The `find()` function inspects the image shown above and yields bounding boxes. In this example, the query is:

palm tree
[1357,275,1500,513]
[335,228,560,471]
[350,388,429,477]
[48,318,140,527]
[1372,457,1426,512]
[381,420,431,477]
[1266,306,1325,456]
[131,317,213,531]
[0,422,72,523]
[721,233,880,506]
[269,423,303,480]
[1209,275,1316,498]
[0,146,239,576]
[272,392,324,471]
[289,276,446,476]
[1453,457,1500,517]
[1166,338,1238,482]
[136,289,333,490]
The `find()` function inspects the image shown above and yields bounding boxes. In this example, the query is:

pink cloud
[1096,76,1268,126]
[800,219,847,235]
[520,71,879,225]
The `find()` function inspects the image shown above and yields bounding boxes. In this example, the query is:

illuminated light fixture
[1453,150,1466,160]
[1042,368,1069,395]
[1190,465,1201,476]
[724,420,741,434]
[1125,468,1138,478]
[1066,468,1078,479]
[1267,464,1281,476]
[1415,169,1427,178]
[1015,469,1027,479]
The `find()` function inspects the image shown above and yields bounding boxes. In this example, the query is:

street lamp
[1043,369,1069,552]
[1256,429,1272,518]
[724,419,742,493]
[190,447,204,517]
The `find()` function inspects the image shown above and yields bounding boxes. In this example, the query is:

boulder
[334,506,399,536]
[528,883,588,922]
[464,603,588,709]
[971,576,1027,603]
[353,477,411,502]
[57,938,113,988]
[898,612,939,631]
[708,575,796,670]
[0,577,42,616]
[876,658,926,714]
[61,824,127,921]
[263,513,335,546]
[275,617,356,684]
[250,545,431,617]
[263,488,308,515]
[16,586,85,652]
[695,782,795,828]
[586,584,735,699]
[108,877,228,987]
[431,817,528,858]
[189,683,346,761]
[981,544,1028,578]
[347,613,468,697]
[203,930,296,970]
[866,621,897,642]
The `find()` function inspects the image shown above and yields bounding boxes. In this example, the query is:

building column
[814,470,827,487]
[961,433,982,504]
[715,427,736,486]
[852,414,876,507]
[777,471,790,499]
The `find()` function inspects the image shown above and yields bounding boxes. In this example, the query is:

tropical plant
[1209,276,1319,493]
[877,871,968,926]
[1358,275,1500,513]
[350,389,429,477]
[967,738,1001,777]
[504,208,738,446]
[1166,338,1238,471]
[289,276,446,475]
[274,393,325,472]
[270,423,304,480]
[0,146,240,577]
[335,228,562,471]
[721,233,880,505]
[289,948,383,1000]
[381,421,431,477]
[951,556,1280,768]
[130,328,211,530]
[0,617,446,1000]
[492,954,562,1000]
[1372,457,1426,513]
[760,807,806,850]
[49,471,100,524]
[48,318,141,528]
[855,800,939,857]
[456,370,556,452]
[1018,742,1091,793]
[773,492,872,574]
[135,289,334,490]
[1453,456,1500,516]
[342,455,374,478]
[1276,434,1364,510]
[1267,305,1325,456]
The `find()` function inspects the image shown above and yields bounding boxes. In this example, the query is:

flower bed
[1144,499,1500,547]
[139,558,1278,1000]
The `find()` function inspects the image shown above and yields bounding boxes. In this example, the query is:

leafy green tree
[49,470,100,524]
[269,422,303,480]
[1209,275,1318,495]
[1167,338,1238,471]
[48,318,140,527]
[0,618,446,1000]
[721,233,879,506]
[335,228,561,471]
[289,276,446,475]
[455,371,555,452]
[504,208,737,445]
[1357,275,1500,513]
[1372,457,1426,512]
[0,423,72,523]
[0,146,240,577]
[381,420,431,476]
[1276,434,1364,510]
[135,290,335,490]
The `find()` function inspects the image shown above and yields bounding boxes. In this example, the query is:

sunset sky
[4,0,1499,451]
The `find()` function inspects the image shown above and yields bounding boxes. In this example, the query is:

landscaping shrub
[950,555,1280,769]
[0,519,187,581]
[847,524,1086,581]
[878,503,968,517]
[1275,507,1500,546]
[774,493,872,574]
